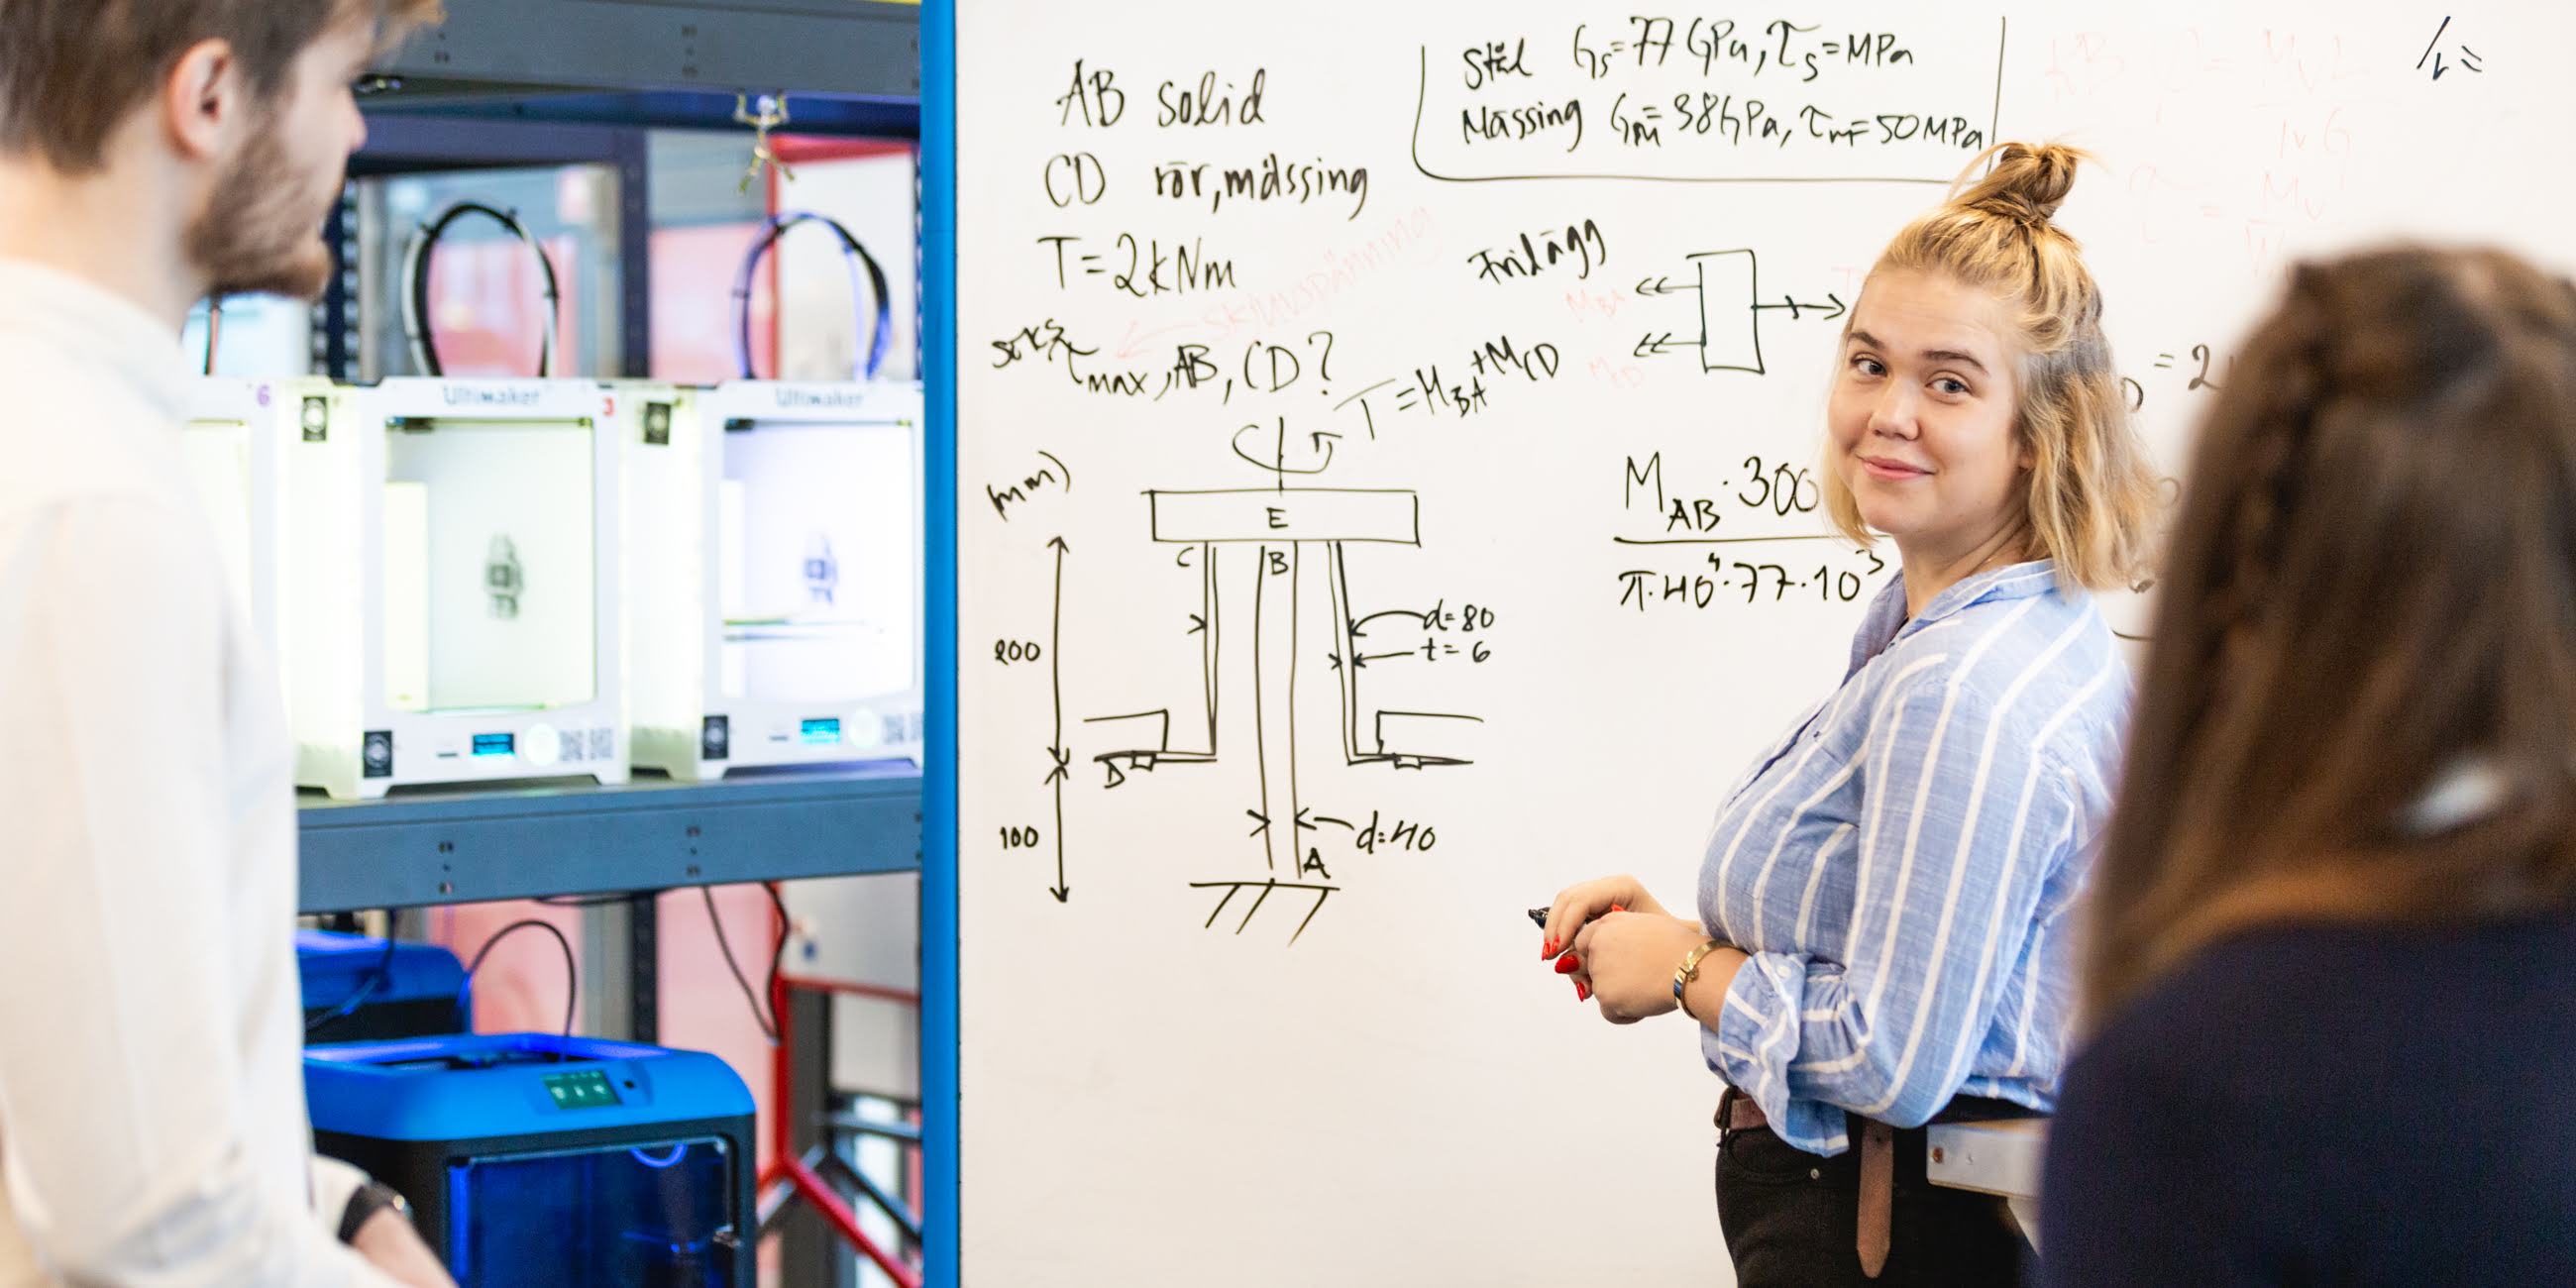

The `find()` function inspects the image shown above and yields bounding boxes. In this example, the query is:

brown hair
[0,0,440,173]
[1824,141,2162,591]
[2083,246,2576,1024]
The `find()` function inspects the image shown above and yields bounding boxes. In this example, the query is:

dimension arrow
[1347,607,1428,640]
[1048,535,1071,903]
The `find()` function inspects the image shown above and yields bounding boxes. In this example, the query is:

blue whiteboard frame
[921,0,962,1284]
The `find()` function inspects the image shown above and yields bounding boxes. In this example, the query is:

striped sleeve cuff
[1705,950,1852,1156]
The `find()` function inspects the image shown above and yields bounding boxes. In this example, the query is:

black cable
[400,199,562,378]
[702,883,790,1043]
[764,881,790,1030]
[701,884,774,1042]
[304,909,401,1037]
[455,917,578,1040]
[730,210,894,380]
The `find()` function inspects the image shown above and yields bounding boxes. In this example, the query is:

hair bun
[1955,141,2087,225]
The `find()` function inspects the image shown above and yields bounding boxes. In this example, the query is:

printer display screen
[541,1068,621,1110]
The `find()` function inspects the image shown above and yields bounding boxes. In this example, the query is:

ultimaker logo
[443,384,544,408]
[774,386,869,410]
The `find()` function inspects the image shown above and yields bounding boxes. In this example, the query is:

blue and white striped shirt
[1698,560,2127,1155]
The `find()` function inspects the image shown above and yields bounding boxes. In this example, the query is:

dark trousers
[1716,1115,2027,1287]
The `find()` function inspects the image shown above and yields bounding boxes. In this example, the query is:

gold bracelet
[1672,937,1726,1015]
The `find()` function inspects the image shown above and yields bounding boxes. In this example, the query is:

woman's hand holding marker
[1534,876,1683,1010]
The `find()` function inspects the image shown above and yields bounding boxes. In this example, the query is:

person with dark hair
[0,2,448,1284]
[1542,141,2161,1286]
[2040,247,2576,1285]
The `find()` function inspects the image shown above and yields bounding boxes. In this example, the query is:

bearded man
[0,3,454,1283]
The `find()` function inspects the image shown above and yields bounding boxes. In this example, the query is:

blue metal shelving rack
[296,7,939,1281]
[306,0,934,919]
[295,766,923,913]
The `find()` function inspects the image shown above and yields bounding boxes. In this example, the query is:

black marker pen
[1533,903,1627,929]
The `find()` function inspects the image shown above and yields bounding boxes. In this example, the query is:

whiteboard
[945,3,2563,1282]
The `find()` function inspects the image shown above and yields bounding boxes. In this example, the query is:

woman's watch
[1673,938,1728,1014]
[337,1179,413,1243]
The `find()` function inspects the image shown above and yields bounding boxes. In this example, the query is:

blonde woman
[2042,249,2576,1285]
[1543,143,2158,1286]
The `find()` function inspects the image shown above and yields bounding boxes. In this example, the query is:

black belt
[1717,1087,2027,1278]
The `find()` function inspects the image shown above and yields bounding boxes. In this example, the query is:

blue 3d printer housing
[305,1032,755,1286]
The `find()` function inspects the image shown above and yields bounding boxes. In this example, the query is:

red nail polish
[1544,937,1558,957]
[1611,903,1627,913]
[1555,954,1582,975]
[1575,982,1591,1002]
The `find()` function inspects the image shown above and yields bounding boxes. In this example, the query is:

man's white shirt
[0,259,395,1287]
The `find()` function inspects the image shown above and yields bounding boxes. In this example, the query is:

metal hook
[733,93,797,195]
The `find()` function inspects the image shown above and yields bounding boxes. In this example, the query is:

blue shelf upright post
[920,1,962,1285]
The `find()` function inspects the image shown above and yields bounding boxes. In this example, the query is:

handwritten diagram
[1082,485,1482,943]
[974,14,2042,947]
[1632,247,1847,376]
